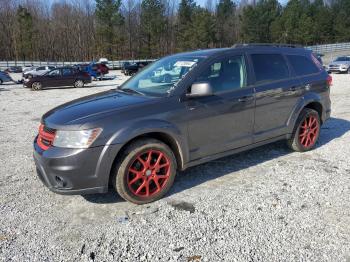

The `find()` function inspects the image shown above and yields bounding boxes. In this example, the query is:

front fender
[286,92,323,133]
[106,119,189,169]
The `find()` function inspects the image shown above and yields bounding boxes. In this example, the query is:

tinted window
[37,66,46,70]
[62,68,72,76]
[196,55,247,93]
[287,55,320,76]
[49,69,60,76]
[251,54,290,83]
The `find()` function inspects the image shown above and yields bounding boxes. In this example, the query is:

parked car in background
[23,66,36,73]
[75,62,109,80]
[121,62,131,74]
[123,61,151,76]
[5,66,23,73]
[24,67,91,90]
[96,63,109,76]
[33,44,331,204]
[0,70,14,84]
[23,66,56,79]
[328,56,350,73]
[98,58,111,69]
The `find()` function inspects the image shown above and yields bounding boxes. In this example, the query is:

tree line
[0,0,349,62]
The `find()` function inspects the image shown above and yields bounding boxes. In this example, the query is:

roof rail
[232,43,303,48]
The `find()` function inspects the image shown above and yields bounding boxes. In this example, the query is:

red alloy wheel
[127,150,171,197]
[299,114,319,148]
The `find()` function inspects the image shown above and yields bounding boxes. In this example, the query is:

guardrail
[305,42,350,54]
[0,59,156,70]
[2,42,350,70]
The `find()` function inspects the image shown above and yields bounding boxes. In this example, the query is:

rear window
[287,55,320,76]
[251,54,290,84]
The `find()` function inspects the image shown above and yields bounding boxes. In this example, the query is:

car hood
[42,90,156,128]
[330,61,350,66]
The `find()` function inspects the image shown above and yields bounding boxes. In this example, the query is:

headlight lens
[53,128,102,148]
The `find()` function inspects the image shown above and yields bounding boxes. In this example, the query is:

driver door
[43,69,62,87]
[185,54,255,161]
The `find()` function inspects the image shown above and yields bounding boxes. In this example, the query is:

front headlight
[53,128,102,148]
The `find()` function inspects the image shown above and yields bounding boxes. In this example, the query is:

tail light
[83,72,90,77]
[326,75,332,87]
[37,124,56,151]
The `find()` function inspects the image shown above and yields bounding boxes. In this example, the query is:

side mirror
[186,82,213,98]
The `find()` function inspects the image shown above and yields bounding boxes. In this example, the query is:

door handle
[238,95,254,102]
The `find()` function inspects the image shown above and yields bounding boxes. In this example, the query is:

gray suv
[33,44,331,204]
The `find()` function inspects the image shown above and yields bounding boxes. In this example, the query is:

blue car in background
[74,62,109,80]
[0,70,14,84]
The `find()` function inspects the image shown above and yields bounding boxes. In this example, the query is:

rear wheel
[0,79,3,85]
[113,139,177,204]
[288,108,321,152]
[74,79,84,88]
[31,82,42,91]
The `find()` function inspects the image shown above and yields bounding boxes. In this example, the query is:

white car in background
[23,66,56,79]
[328,56,350,73]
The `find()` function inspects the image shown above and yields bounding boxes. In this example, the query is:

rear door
[61,68,76,86]
[185,53,255,160]
[248,52,302,142]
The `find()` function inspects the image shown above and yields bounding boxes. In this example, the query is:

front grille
[37,124,56,151]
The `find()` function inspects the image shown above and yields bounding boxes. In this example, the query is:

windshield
[120,55,203,96]
[335,56,350,62]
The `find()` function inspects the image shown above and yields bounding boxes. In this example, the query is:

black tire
[31,82,42,91]
[287,108,321,152]
[74,79,84,88]
[113,138,177,204]
[0,79,3,85]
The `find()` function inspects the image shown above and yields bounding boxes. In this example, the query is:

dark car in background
[0,70,14,84]
[123,61,151,76]
[24,67,91,90]
[5,66,23,73]
[33,44,331,204]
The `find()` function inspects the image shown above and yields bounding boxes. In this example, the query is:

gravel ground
[0,71,349,262]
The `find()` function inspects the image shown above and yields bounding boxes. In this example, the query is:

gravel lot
[0,71,349,261]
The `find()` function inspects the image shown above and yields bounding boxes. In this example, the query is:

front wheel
[287,108,321,152]
[74,79,84,88]
[113,139,177,204]
[31,82,42,91]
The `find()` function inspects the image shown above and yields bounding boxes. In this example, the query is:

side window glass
[287,55,320,76]
[251,54,290,84]
[195,55,247,93]
[62,69,72,76]
[49,69,60,76]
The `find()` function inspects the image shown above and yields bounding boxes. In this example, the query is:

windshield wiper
[118,87,145,96]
